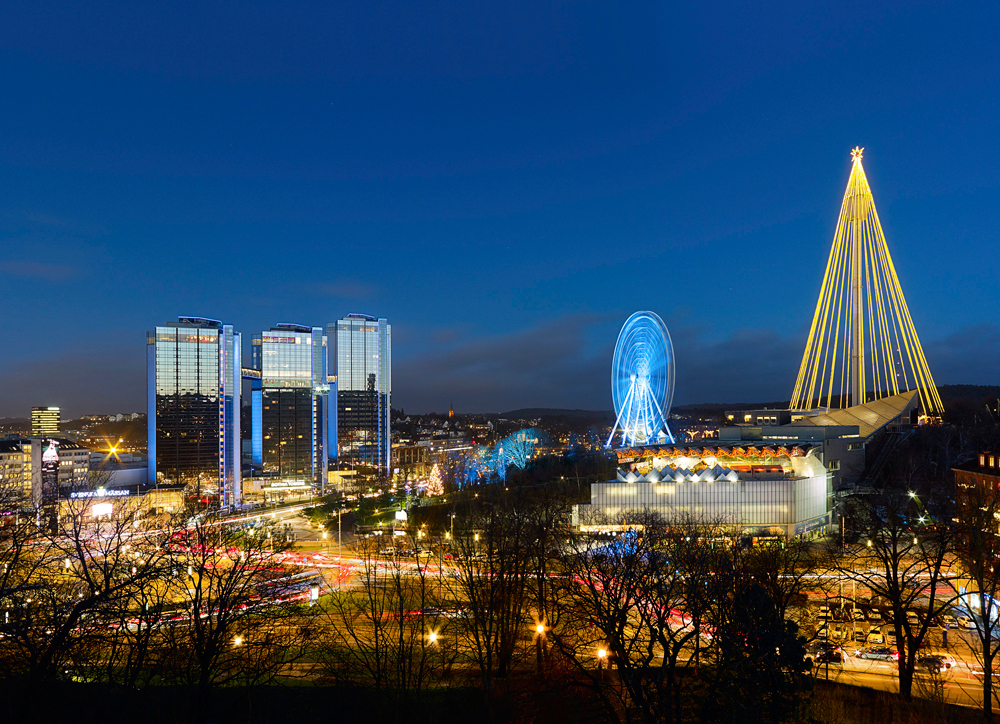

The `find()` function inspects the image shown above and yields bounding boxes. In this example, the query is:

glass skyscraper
[251,324,329,494]
[147,317,241,507]
[328,315,391,475]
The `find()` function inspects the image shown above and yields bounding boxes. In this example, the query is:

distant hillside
[672,385,1000,420]
[496,408,615,422]
[937,384,1000,404]
[673,401,789,413]
[480,386,998,424]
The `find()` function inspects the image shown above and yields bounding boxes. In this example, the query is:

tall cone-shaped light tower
[790,148,944,418]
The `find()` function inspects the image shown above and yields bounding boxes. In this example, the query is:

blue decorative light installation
[606,311,676,448]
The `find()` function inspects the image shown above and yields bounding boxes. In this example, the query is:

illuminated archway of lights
[790,148,944,417]
[607,311,676,448]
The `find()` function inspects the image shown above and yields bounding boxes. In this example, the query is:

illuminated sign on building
[41,439,59,504]
[69,488,132,499]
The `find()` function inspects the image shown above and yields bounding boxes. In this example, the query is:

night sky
[1,1,997,418]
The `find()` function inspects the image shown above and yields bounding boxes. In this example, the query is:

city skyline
[1,3,997,418]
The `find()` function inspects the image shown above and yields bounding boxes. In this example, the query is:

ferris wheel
[606,311,676,448]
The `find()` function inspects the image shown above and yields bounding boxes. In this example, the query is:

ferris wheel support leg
[648,392,674,443]
[606,377,637,448]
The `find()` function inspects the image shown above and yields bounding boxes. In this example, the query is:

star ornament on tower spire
[851,146,864,162]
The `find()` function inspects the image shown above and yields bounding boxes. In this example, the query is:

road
[814,653,989,708]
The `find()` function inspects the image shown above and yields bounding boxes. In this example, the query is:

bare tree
[0,495,174,686]
[319,534,445,702]
[834,488,956,700]
[448,489,534,703]
[552,511,814,724]
[954,468,1000,718]
[551,511,714,724]
[158,514,313,716]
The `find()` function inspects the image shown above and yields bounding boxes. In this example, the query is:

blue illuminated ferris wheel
[606,311,676,448]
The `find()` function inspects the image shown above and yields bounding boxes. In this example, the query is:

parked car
[831,624,847,641]
[957,615,980,630]
[806,641,842,655]
[857,646,899,661]
[906,611,920,626]
[942,614,956,627]
[918,654,956,672]
[815,649,844,665]
[852,609,866,622]
[868,609,883,622]
[866,629,885,644]
[853,627,869,642]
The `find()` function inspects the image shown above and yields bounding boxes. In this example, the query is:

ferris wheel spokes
[606,311,677,449]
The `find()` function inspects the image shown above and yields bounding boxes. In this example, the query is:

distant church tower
[448,402,454,419]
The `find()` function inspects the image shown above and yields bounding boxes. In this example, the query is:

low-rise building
[574,391,922,539]
[574,441,830,538]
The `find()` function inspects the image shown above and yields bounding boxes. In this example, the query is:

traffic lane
[813,655,983,708]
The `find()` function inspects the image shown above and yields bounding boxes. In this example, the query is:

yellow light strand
[791,150,943,417]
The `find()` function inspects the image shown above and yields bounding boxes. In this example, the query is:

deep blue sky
[1,1,997,418]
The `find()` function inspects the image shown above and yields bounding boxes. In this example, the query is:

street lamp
[597,648,607,681]
[429,631,438,645]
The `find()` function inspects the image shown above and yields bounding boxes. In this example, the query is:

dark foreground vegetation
[1,679,993,724]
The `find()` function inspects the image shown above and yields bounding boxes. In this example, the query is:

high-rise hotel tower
[30,407,60,437]
[250,324,329,494]
[147,317,241,506]
[327,315,391,475]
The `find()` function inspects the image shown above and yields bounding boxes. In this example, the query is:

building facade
[328,314,391,475]
[147,317,241,507]
[31,407,60,437]
[573,442,830,538]
[954,452,1000,512]
[250,324,329,495]
[0,441,27,504]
